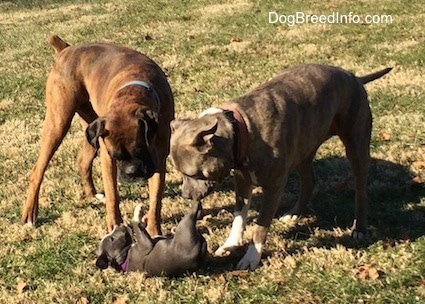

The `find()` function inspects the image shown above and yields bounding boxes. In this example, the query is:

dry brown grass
[0,0,424,303]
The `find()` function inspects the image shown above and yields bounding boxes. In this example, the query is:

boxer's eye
[134,147,147,159]
[110,149,131,161]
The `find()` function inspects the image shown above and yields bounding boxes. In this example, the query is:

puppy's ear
[95,252,109,269]
[86,118,109,150]
[192,119,218,152]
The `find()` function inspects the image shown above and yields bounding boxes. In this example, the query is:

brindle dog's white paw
[214,237,244,257]
[351,219,367,239]
[351,231,365,240]
[351,229,366,239]
[279,213,300,223]
[214,246,232,257]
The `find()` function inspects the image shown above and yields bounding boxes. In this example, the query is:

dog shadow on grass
[274,157,425,250]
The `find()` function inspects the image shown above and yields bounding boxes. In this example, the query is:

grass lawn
[0,0,424,303]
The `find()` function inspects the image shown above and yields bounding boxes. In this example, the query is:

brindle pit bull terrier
[22,36,174,235]
[95,201,207,277]
[170,64,391,270]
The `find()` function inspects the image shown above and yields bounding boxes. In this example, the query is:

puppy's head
[96,224,133,271]
[170,114,234,200]
[86,106,159,183]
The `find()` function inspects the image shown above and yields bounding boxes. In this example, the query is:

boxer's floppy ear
[86,118,108,150]
[95,252,109,269]
[135,110,159,147]
[135,108,158,123]
[192,119,218,152]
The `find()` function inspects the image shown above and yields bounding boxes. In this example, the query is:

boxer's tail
[358,67,392,84]
[47,35,70,54]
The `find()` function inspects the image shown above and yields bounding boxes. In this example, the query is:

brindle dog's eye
[186,173,207,180]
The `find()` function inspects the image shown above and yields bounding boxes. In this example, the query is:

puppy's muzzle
[117,160,156,183]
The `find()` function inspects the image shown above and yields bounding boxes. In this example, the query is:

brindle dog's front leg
[236,174,288,270]
[214,170,252,257]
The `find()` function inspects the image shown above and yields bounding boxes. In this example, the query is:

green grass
[0,0,424,303]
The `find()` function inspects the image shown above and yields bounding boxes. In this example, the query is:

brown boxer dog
[22,35,174,235]
[170,64,391,270]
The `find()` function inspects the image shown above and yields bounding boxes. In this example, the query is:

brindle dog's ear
[86,118,108,150]
[192,119,218,152]
[95,252,109,269]
[170,119,186,133]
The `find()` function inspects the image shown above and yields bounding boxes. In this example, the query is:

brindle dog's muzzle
[181,175,217,201]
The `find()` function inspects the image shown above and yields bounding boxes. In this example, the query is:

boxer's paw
[23,221,35,228]
[95,193,105,202]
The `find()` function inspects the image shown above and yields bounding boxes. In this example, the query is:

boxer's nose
[124,163,138,176]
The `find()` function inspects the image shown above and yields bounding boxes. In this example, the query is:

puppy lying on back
[96,201,207,277]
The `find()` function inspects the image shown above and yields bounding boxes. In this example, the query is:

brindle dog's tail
[47,35,70,54]
[358,67,392,84]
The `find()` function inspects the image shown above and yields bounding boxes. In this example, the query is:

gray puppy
[95,201,207,276]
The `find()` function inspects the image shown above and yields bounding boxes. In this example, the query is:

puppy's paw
[133,204,144,223]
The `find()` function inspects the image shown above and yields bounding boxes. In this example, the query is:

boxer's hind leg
[22,78,79,225]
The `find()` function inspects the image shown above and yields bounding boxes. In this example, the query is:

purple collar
[120,258,129,272]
